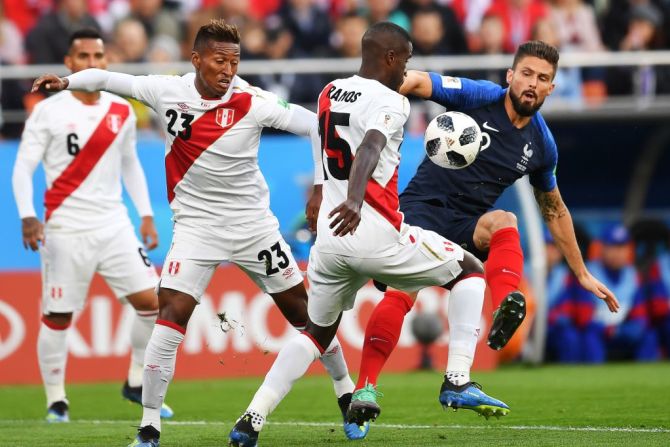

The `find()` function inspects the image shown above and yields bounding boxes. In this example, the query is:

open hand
[328,199,361,237]
[579,271,619,312]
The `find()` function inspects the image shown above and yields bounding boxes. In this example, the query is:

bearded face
[506,56,555,117]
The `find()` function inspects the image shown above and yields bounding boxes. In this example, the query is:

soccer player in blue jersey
[349,41,620,434]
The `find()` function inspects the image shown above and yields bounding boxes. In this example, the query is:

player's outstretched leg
[483,223,525,349]
[441,264,509,418]
[343,290,413,440]
[487,291,526,350]
[438,377,509,419]
[229,332,324,446]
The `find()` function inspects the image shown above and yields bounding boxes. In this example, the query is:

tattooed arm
[534,186,620,312]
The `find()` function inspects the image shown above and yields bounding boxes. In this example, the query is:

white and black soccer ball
[424,111,482,169]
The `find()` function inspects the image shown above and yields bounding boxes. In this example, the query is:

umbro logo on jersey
[167,261,180,276]
[482,121,499,132]
[216,108,235,128]
[177,102,190,110]
[106,114,123,134]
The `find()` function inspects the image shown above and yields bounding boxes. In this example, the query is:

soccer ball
[424,111,482,169]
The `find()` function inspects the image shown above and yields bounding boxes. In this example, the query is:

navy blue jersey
[401,73,558,218]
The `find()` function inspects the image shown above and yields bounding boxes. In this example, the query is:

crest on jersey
[216,108,235,128]
[106,114,123,134]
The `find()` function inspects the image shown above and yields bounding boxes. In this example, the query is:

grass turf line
[0,363,668,446]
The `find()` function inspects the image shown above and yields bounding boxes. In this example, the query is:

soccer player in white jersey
[227,22,488,446]
[12,29,173,423]
[33,20,355,447]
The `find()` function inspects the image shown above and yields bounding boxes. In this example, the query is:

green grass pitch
[1,362,669,446]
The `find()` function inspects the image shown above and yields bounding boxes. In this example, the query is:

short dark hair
[193,19,240,51]
[513,40,559,74]
[68,28,103,47]
[363,21,411,46]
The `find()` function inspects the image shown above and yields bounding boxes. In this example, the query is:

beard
[509,88,545,116]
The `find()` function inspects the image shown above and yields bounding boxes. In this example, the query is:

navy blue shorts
[399,198,488,261]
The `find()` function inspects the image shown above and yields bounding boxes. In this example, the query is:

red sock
[485,227,524,309]
[355,290,413,389]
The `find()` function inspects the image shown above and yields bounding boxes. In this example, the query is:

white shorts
[307,225,464,326]
[160,218,303,302]
[40,223,159,314]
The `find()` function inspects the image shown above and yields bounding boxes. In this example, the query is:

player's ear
[191,51,200,70]
[505,68,513,86]
[386,50,396,66]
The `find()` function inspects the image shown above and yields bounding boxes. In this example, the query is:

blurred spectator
[277,0,332,57]
[1,0,52,35]
[199,0,281,20]
[605,3,670,97]
[329,13,368,58]
[464,14,507,84]
[485,0,549,53]
[362,0,410,30]
[125,0,182,43]
[25,0,101,64]
[410,7,452,55]
[544,229,582,362]
[252,19,323,104]
[0,3,25,65]
[550,0,603,52]
[147,34,181,63]
[400,0,468,54]
[600,0,669,51]
[111,17,148,62]
[532,18,583,108]
[449,0,494,50]
[578,224,659,362]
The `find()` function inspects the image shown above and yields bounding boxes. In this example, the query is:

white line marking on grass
[1,420,668,434]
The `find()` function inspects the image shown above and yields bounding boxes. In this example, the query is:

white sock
[128,311,158,387]
[446,276,485,386]
[247,333,321,421]
[320,336,355,397]
[38,321,69,407]
[140,322,184,432]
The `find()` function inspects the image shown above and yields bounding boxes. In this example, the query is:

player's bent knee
[157,287,197,327]
[489,210,518,233]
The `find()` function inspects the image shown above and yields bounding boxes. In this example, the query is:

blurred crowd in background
[1,0,670,137]
[544,220,670,363]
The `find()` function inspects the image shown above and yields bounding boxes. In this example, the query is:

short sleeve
[529,114,558,192]
[429,72,505,110]
[364,95,409,140]
[250,88,294,130]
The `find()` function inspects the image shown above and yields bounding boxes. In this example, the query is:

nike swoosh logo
[501,268,520,278]
[482,121,499,132]
[369,337,388,343]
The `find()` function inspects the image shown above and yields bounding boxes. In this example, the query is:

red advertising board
[0,266,497,384]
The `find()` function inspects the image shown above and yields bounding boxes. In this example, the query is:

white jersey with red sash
[315,75,411,258]
[129,73,297,226]
[18,91,134,232]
